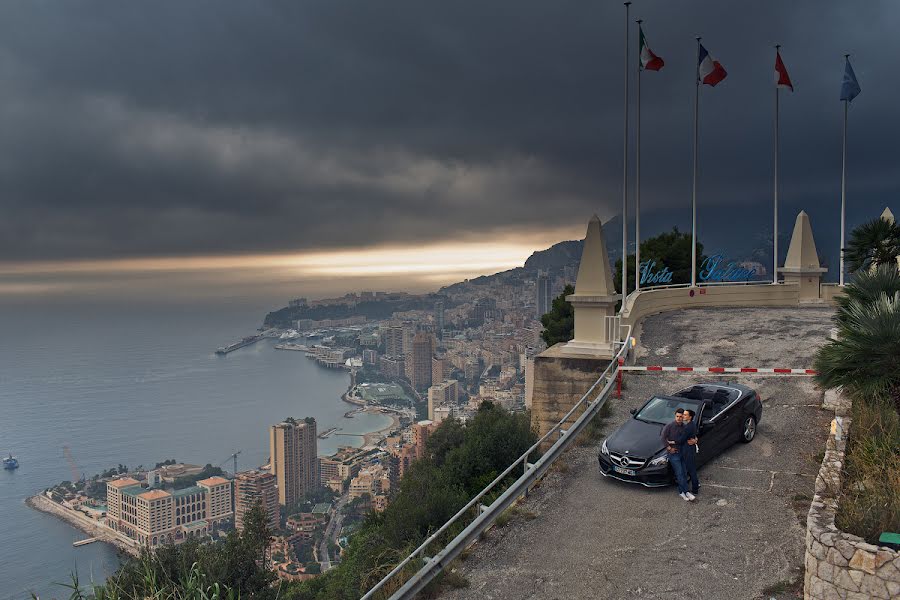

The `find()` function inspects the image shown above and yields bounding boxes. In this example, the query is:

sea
[0,298,392,600]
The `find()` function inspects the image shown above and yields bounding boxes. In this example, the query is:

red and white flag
[775,50,793,91]
[639,26,664,71]
[698,43,727,86]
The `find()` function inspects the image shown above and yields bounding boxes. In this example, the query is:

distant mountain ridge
[523,239,583,272]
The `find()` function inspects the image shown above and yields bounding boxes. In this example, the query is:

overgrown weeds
[574,399,613,447]
[835,399,900,544]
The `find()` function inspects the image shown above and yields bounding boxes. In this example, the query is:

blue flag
[840,58,861,102]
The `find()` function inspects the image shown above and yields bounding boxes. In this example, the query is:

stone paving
[440,307,835,600]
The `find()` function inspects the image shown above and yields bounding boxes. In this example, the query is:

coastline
[358,410,403,446]
[26,494,140,558]
[340,380,405,446]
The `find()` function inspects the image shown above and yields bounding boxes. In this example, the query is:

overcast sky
[0,1,896,273]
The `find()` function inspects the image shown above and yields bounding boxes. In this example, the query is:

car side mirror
[700,419,714,431]
[630,408,637,415]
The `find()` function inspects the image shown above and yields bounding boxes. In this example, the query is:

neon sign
[698,254,756,282]
[639,254,757,286]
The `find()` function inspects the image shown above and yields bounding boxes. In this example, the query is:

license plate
[613,466,636,476]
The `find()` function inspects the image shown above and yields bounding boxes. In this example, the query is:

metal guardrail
[360,326,633,600]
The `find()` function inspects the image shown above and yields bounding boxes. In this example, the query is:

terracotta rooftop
[139,489,171,500]
[198,476,230,486]
[107,477,141,489]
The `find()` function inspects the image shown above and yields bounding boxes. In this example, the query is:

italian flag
[639,27,664,71]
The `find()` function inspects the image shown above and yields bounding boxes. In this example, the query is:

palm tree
[815,291,900,412]
[843,217,900,273]
[835,264,900,325]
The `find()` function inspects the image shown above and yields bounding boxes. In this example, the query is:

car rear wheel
[740,415,757,443]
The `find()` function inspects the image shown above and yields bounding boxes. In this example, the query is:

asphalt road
[440,307,835,600]
[320,495,349,571]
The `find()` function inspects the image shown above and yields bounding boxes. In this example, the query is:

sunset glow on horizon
[0,228,584,300]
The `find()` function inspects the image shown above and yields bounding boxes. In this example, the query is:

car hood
[607,418,666,459]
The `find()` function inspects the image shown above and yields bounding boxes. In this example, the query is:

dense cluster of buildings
[99,269,569,563]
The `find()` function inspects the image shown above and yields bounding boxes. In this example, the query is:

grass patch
[575,399,613,447]
[494,505,538,528]
[549,458,570,475]
[835,400,900,544]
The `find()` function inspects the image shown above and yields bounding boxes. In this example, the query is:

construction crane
[217,450,242,476]
[62,446,83,482]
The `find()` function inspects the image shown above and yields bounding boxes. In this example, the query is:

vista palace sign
[639,254,757,286]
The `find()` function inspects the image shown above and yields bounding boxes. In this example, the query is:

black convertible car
[598,382,762,487]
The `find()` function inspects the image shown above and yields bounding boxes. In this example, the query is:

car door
[696,403,726,465]
[712,393,747,452]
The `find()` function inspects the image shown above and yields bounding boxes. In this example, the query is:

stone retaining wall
[804,414,900,599]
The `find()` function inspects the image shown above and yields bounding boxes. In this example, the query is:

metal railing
[604,315,622,343]
[360,326,633,600]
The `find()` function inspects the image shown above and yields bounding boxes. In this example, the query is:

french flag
[698,43,727,86]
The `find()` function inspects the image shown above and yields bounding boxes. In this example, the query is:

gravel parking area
[440,307,835,600]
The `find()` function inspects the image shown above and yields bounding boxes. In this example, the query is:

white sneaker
[679,492,690,501]
[685,492,696,501]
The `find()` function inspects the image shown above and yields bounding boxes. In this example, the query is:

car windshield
[635,396,701,425]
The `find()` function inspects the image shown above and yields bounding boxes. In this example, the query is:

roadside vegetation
[45,504,274,600]
[285,402,537,599]
[813,223,900,544]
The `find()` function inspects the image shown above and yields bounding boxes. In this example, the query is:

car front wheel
[740,415,757,443]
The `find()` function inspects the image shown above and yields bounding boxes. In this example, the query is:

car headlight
[649,453,669,466]
[601,439,610,455]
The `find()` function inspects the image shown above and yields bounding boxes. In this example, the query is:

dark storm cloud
[0,1,897,260]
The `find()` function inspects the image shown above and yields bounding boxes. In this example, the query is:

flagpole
[621,2,631,305]
[691,37,700,287]
[773,45,780,285]
[635,19,643,292]
[840,56,849,286]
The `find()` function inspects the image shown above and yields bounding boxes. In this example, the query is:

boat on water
[279,329,301,340]
[3,454,19,470]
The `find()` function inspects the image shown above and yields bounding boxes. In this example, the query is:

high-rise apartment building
[408,331,434,391]
[434,300,445,340]
[536,271,552,318]
[431,355,448,385]
[413,420,435,461]
[383,324,405,357]
[269,417,318,507]
[473,297,497,325]
[427,379,459,420]
[234,470,280,532]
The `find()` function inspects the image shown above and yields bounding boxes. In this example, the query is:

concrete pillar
[778,210,827,301]
[561,215,621,358]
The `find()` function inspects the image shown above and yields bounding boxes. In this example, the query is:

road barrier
[619,365,817,375]
[360,327,633,600]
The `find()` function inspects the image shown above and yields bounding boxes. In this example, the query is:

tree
[844,217,900,273]
[614,228,706,294]
[540,284,574,346]
[814,270,900,412]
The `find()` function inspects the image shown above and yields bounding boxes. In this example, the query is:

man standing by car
[660,408,694,501]
[681,409,700,496]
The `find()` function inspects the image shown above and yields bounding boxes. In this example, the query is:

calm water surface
[0,300,389,599]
